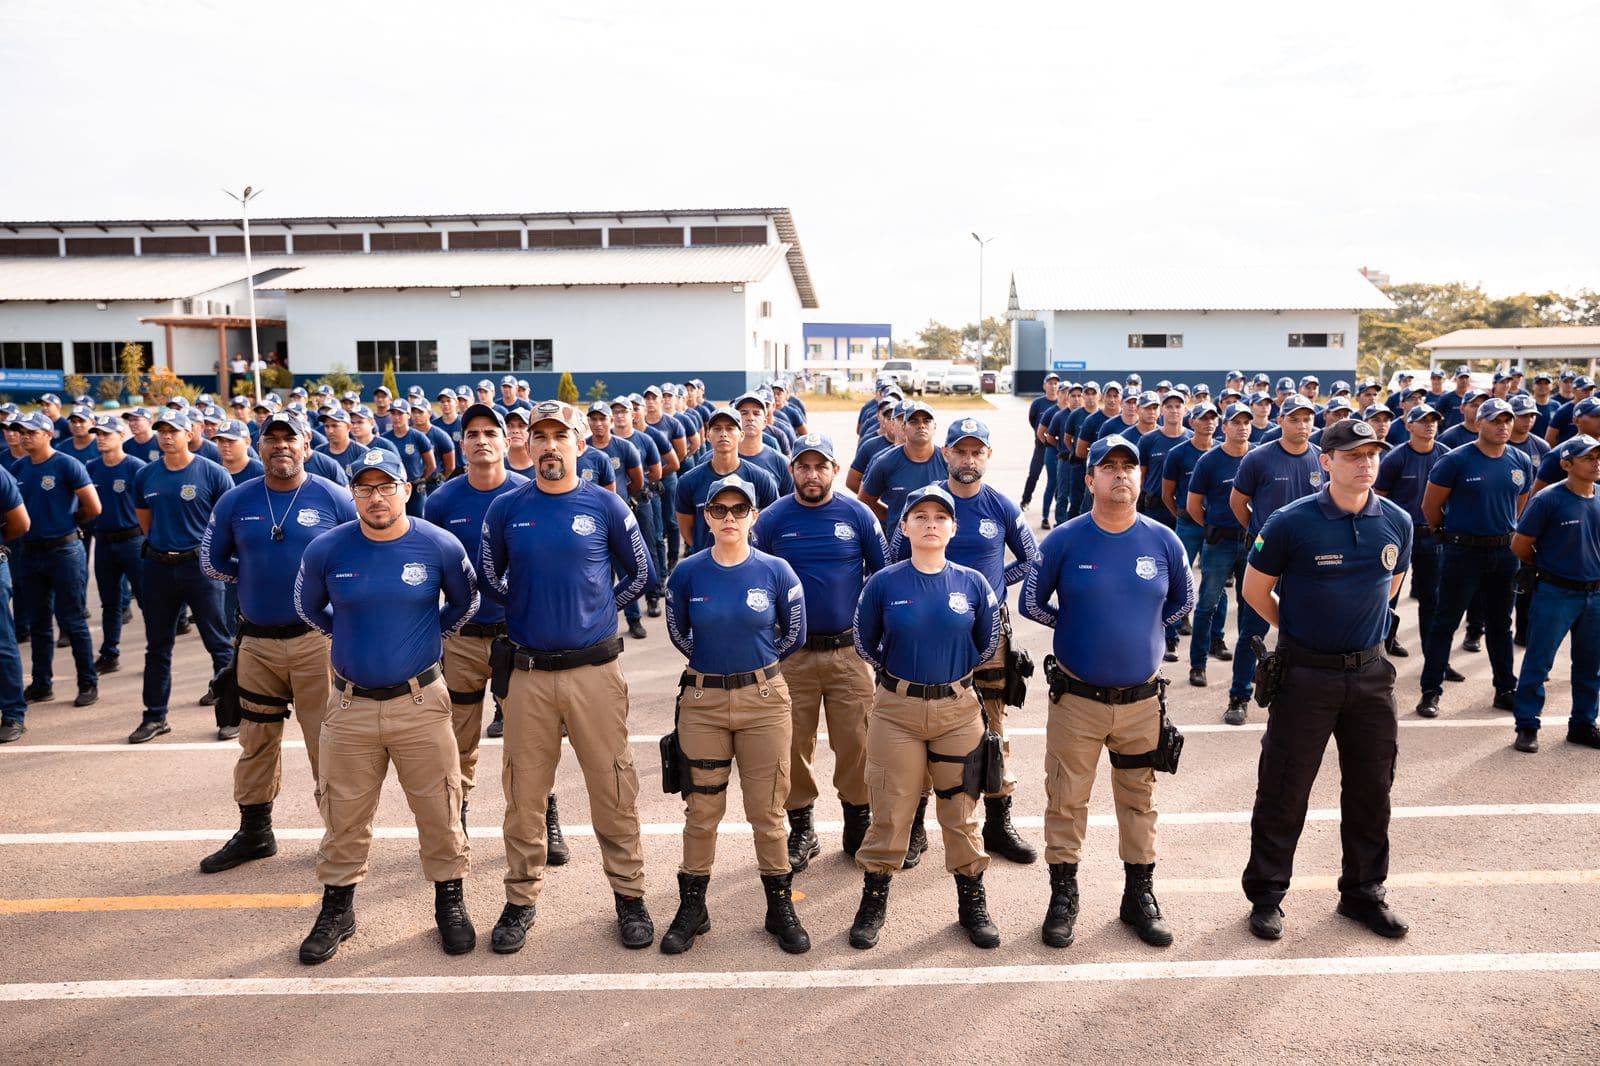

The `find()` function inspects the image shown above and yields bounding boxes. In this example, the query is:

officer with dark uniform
[198,412,357,872]
[84,415,144,677]
[1240,418,1412,941]
[0,461,30,743]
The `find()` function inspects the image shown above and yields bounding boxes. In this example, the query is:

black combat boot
[982,796,1037,864]
[786,805,821,872]
[434,878,476,955]
[840,802,872,858]
[849,872,892,949]
[299,884,356,965]
[200,802,278,873]
[901,794,930,869]
[546,794,569,866]
[491,902,537,953]
[1041,862,1080,948]
[1119,862,1174,946]
[761,872,811,954]
[615,892,655,949]
[954,872,1001,948]
[659,872,710,955]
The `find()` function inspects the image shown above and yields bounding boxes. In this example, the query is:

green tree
[916,321,965,362]
[557,371,579,404]
[120,342,147,401]
[586,378,609,403]
[381,361,400,399]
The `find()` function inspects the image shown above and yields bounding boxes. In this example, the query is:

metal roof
[0,256,297,301]
[1010,266,1393,312]
[1418,326,1600,350]
[0,206,789,231]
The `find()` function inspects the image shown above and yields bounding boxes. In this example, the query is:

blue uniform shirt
[1535,449,1565,487]
[361,434,401,459]
[850,432,895,477]
[203,474,358,626]
[1187,445,1249,528]
[86,454,147,532]
[423,424,455,471]
[590,435,643,488]
[61,437,99,468]
[1139,428,1192,500]
[295,519,478,688]
[1532,400,1557,440]
[751,494,888,635]
[424,471,530,625]
[1375,442,1447,533]
[0,466,21,522]
[225,457,265,486]
[1232,440,1324,535]
[1028,395,1054,430]
[887,484,1038,597]
[382,427,433,481]
[576,447,616,489]
[665,548,806,674]
[615,429,661,480]
[1427,443,1534,537]
[12,452,93,541]
[1059,407,1091,458]
[675,459,780,553]
[304,449,349,486]
[860,445,949,530]
[317,440,372,480]
[1249,487,1412,653]
[1097,416,1141,441]
[1435,391,1466,428]
[1517,483,1600,583]
[854,560,1001,685]
[127,434,162,464]
[1021,513,1194,688]
[1161,437,1213,515]
[1438,423,1478,450]
[133,456,235,551]
[1548,400,1579,444]
[1510,434,1551,462]
[740,445,794,495]
[436,415,466,470]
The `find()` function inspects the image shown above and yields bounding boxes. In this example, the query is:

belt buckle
[1342,652,1361,670]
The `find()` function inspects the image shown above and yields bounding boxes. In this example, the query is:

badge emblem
[180,484,197,501]
[979,518,999,539]
[571,514,597,536]
[296,508,321,527]
[746,588,770,611]
[948,592,970,614]
[804,433,823,446]
[961,418,978,432]
[833,522,855,541]
[1308,472,1322,487]
[1135,555,1159,580]
[401,562,427,586]
[1511,469,1525,488]
[581,468,595,481]
[112,479,126,493]
[1382,543,1399,570]
[40,476,56,490]
[405,443,415,455]
[363,450,385,466]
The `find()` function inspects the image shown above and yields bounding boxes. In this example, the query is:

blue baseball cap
[1575,376,1596,390]
[732,390,767,410]
[902,400,936,420]
[1320,418,1391,453]
[1043,371,1061,383]
[407,386,427,399]
[315,384,336,396]
[352,447,407,483]
[122,407,153,422]
[1188,401,1218,419]
[341,390,361,402]
[456,386,473,400]
[1558,434,1600,462]
[230,395,250,408]
[388,399,411,415]
[39,393,61,405]
[1573,397,1600,418]
[152,411,191,432]
[1407,403,1442,424]
[1252,373,1271,385]
[586,400,612,416]
[1279,395,1317,416]
[1220,402,1251,422]
[705,406,740,427]
[461,403,508,432]
[90,414,126,434]
[1299,375,1320,387]
[1455,365,1472,378]
[1476,398,1514,422]
[1137,391,1161,408]
[1081,380,1100,392]
[902,482,956,517]
[69,404,94,421]
[1509,395,1538,416]
[1330,380,1352,395]
[213,418,252,441]
[705,474,760,510]
[14,411,54,434]
[1459,389,1485,405]
[945,417,991,446]
[1088,435,1140,466]
[1532,372,1553,384]
[1277,377,1295,391]
[1430,367,1446,378]
[1192,383,1211,396]
[260,412,306,437]
[320,408,351,425]
[1325,397,1355,414]
[1361,404,1391,421]
[791,432,836,463]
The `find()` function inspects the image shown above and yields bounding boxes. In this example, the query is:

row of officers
[2,393,1596,962]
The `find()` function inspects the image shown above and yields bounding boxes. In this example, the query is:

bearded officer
[198,412,357,872]
[292,447,478,963]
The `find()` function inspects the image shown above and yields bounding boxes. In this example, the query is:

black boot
[1041,862,1080,948]
[546,794,569,866]
[299,884,356,964]
[615,893,655,949]
[849,872,892,949]
[840,802,872,858]
[901,795,930,869]
[199,802,278,873]
[761,872,811,954]
[659,872,710,955]
[485,707,504,739]
[954,872,1001,948]
[786,805,821,872]
[1119,862,1174,946]
[982,796,1037,864]
[434,878,476,955]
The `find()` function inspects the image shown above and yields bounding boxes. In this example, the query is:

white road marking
[4,951,1599,1002]
[5,804,1598,846]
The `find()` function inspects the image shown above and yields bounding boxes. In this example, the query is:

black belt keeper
[682,664,781,690]
[333,663,443,702]
[238,619,313,640]
[457,621,508,639]
[1440,531,1513,549]
[23,531,81,551]
[1281,641,1383,672]
[98,527,144,544]
[508,636,624,673]
[142,543,200,564]
[1538,570,1600,593]
[878,672,973,701]
[804,629,854,651]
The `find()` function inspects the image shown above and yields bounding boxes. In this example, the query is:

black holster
[660,677,733,796]
[489,637,515,700]
[928,705,1006,799]
[1105,678,1183,775]
[1250,635,1287,709]
[212,627,244,730]
[1002,646,1034,708]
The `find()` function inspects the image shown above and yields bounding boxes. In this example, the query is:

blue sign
[0,369,66,390]
[1052,360,1086,371]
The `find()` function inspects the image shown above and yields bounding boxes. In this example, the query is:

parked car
[920,361,954,394]
[879,359,923,394]
[944,365,981,395]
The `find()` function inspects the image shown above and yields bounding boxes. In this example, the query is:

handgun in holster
[1250,636,1287,709]
[489,637,515,700]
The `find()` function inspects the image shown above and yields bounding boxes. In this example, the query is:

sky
[3,0,1597,340]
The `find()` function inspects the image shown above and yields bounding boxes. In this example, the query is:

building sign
[1052,360,1086,371]
[0,369,66,390]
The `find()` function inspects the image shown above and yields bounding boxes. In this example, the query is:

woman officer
[661,474,810,955]
[849,483,1003,949]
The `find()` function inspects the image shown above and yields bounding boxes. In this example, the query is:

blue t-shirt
[382,427,434,481]
[1438,423,1478,451]
[1434,390,1466,429]
[646,416,686,458]
[1532,400,1558,440]
[12,452,93,541]
[1535,449,1565,488]
[615,430,661,480]
[86,454,147,532]
[424,471,530,626]
[1427,443,1534,537]
[305,450,349,486]
[1060,407,1092,459]
[1021,513,1194,688]
[1232,440,1324,535]
[225,457,265,486]
[887,483,1037,598]
[1375,441,1447,534]
[359,434,401,459]
[751,493,888,635]
[317,440,372,480]
[854,560,1001,685]
[1097,416,1142,442]
[1187,445,1248,528]
[1139,428,1193,501]
[1517,483,1600,583]
[132,456,235,552]
[1028,395,1054,430]
[1077,410,1110,455]
[665,548,806,674]
[576,447,617,489]
[674,458,780,553]
[1510,434,1551,462]
[589,435,642,489]
[860,445,949,531]
[202,474,358,626]
[739,445,794,495]
[480,479,653,652]
[1249,487,1413,653]
[436,415,466,469]
[128,434,163,465]
[1547,399,1580,444]
[1161,437,1213,518]
[0,466,21,525]
[295,519,477,688]
[423,424,455,471]
[61,436,100,468]
[850,432,895,476]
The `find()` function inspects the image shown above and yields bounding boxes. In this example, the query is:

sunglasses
[705,502,752,520]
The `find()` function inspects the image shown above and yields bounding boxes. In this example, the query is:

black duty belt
[878,672,973,701]
[457,621,508,639]
[1539,570,1600,593]
[804,629,854,651]
[1282,641,1383,671]
[334,663,443,701]
[1204,525,1248,543]
[142,544,200,564]
[682,664,782,690]
[1440,532,1513,548]
[23,532,81,551]
[99,527,144,544]
[239,619,313,640]
[1059,675,1162,705]
[510,636,623,673]
[1414,524,1437,540]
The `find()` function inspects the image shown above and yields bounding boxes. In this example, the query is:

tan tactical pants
[441,632,494,798]
[1043,682,1160,865]
[780,645,871,810]
[678,671,792,877]
[233,630,333,806]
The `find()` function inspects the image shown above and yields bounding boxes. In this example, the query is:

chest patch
[581,469,595,481]
[112,479,126,494]
[571,514,597,537]
[1135,556,1159,580]
[1307,472,1322,487]
[404,443,415,455]
[296,508,321,527]
[401,562,427,586]
[1382,543,1400,570]
[1511,469,1526,488]
[180,484,197,501]
[948,591,970,614]
[979,518,1000,539]
[746,587,770,611]
[833,522,855,540]
[40,475,56,490]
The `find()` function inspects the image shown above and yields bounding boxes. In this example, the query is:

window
[1127,333,1181,348]
[356,339,437,373]
[469,339,553,373]
[368,232,442,252]
[0,342,65,370]
[607,227,683,247]
[73,341,154,375]
[760,300,772,318]
[140,236,211,255]
[849,343,864,356]
[216,234,288,254]
[808,343,823,357]
[0,238,60,256]
[527,228,602,249]
[65,237,135,256]
[448,230,522,250]
[1288,332,1344,348]
[690,225,768,246]
[294,233,365,253]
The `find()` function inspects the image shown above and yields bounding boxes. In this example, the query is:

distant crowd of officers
[0,360,1594,962]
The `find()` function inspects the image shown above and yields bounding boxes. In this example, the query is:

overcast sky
[3,0,1596,338]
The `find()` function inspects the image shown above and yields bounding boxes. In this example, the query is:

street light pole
[971,232,994,363]
[224,186,264,404]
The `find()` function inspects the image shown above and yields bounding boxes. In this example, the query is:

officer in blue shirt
[1417,398,1535,717]
[383,400,437,517]
[846,397,900,495]
[0,462,29,743]
[434,387,466,475]
[1182,403,1249,701]
[1509,435,1600,753]
[849,483,1003,951]
[751,433,887,872]
[349,407,399,461]
[214,419,265,487]
[1374,403,1454,669]
[1240,418,1412,942]
[1059,382,1099,523]
[613,399,670,615]
[589,401,652,639]
[859,400,947,531]
[1022,373,1061,511]
[1022,435,1193,951]
[1438,391,1485,449]
[1036,383,1076,530]
[733,391,795,496]
[1546,377,1597,446]
[129,411,237,742]
[10,410,101,707]
[293,446,478,964]
[1434,366,1474,428]
[675,407,779,555]
[410,398,458,486]
[85,416,145,677]
[61,406,99,467]
[317,408,371,479]
[479,399,656,954]
[199,411,357,871]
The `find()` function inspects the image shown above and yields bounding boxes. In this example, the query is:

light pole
[971,232,994,364]
[224,186,265,404]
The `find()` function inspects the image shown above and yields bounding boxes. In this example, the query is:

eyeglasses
[351,482,402,499]
[705,502,752,520]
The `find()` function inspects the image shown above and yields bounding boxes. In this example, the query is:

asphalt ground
[2,395,1597,1064]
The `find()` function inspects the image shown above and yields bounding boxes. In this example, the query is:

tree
[120,342,146,401]
[557,372,579,404]
[586,378,610,403]
[381,361,400,400]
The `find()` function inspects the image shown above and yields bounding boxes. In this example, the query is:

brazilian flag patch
[1253,535,1265,553]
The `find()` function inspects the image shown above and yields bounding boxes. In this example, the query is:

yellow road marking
[1162,869,1600,894]
[0,893,321,915]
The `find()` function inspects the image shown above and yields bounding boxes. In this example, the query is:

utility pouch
[660,676,732,796]
[1002,646,1034,708]
[212,628,244,730]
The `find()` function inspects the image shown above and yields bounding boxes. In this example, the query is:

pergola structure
[139,312,286,396]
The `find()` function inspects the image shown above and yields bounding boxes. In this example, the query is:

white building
[1417,326,1600,377]
[801,322,893,384]
[0,207,818,399]
[1007,266,1393,393]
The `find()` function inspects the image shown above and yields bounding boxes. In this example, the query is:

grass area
[792,392,998,412]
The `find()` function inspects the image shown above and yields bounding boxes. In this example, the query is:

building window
[64,237,136,256]
[1127,333,1182,348]
[0,238,60,256]
[527,229,602,249]
[295,233,365,254]
[849,343,865,356]
[216,234,288,254]
[807,343,823,357]
[356,339,438,373]
[469,339,553,373]
[607,227,683,247]
[1288,332,1344,348]
[0,341,65,370]
[689,226,768,246]
[368,232,442,252]
[140,236,211,255]
[73,341,153,375]
[447,230,522,250]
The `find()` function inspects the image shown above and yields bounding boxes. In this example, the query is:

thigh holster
[659,679,732,796]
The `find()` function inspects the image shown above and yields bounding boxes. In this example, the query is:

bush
[557,372,579,404]
[121,343,146,401]
[586,378,609,402]
[64,374,90,402]
[382,361,400,399]
[308,363,362,398]
[260,366,294,393]
[97,376,123,403]
[143,366,202,407]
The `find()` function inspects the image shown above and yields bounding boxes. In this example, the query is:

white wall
[0,300,175,372]
[1044,309,1362,376]
[742,267,805,376]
